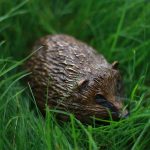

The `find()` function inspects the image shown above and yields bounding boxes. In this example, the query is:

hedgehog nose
[119,110,129,119]
[122,112,129,118]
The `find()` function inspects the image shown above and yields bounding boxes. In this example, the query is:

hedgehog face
[73,67,128,121]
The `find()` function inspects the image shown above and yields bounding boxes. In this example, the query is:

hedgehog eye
[95,94,106,104]
[95,94,117,112]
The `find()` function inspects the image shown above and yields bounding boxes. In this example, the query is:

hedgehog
[25,34,128,123]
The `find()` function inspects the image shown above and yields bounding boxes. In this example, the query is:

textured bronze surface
[25,34,127,123]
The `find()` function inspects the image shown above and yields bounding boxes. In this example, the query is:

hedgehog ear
[77,79,89,90]
[112,61,119,70]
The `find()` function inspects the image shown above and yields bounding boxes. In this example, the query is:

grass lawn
[0,0,150,149]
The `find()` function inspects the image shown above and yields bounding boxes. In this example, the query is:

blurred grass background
[0,0,150,149]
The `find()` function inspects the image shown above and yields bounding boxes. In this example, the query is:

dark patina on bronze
[25,34,128,123]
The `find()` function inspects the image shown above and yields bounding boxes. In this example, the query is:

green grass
[0,0,150,149]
